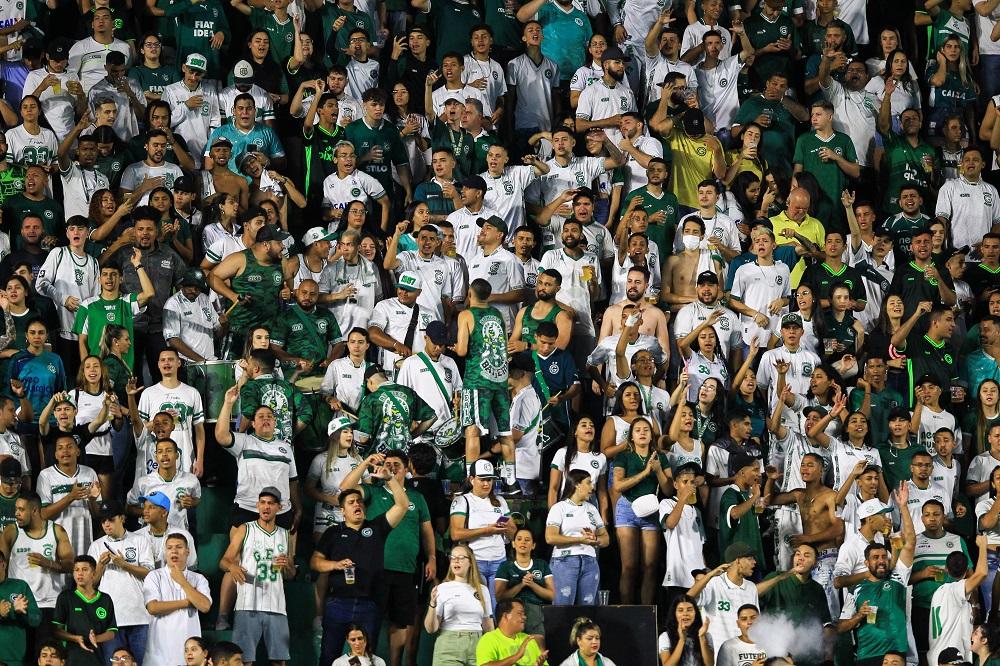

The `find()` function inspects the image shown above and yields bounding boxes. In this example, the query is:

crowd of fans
[0,0,992,664]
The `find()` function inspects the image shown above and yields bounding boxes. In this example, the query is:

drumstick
[224,298,241,316]
[540,391,562,412]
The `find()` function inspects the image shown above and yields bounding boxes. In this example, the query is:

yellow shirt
[770,211,825,287]
[669,128,717,209]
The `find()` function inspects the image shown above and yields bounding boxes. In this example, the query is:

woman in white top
[449,459,516,613]
[546,469,609,605]
[558,616,618,666]
[304,416,363,538]
[548,416,609,522]
[425,544,494,666]
[677,323,729,402]
[865,28,919,80]
[975,465,1000,614]
[331,624,387,666]
[864,49,921,121]
[658,594,713,666]
[74,355,120,498]
[569,34,610,108]
[665,376,705,484]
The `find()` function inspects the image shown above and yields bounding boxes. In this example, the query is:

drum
[432,417,465,463]
[188,360,237,422]
[295,376,333,452]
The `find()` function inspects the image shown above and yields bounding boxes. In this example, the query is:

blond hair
[444,544,489,615]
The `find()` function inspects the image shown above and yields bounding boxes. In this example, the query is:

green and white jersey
[698,573,759,654]
[320,170,386,217]
[226,433,297,514]
[306,452,365,527]
[235,520,289,614]
[127,469,202,531]
[356,382,433,454]
[467,249,524,333]
[913,531,969,609]
[928,581,973,666]
[87,531,154,625]
[464,306,509,388]
[37,464,99,556]
[5,125,57,167]
[8,521,63,607]
[229,249,284,331]
[137,382,204,475]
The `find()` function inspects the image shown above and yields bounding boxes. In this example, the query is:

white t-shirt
[966,452,1000,506]
[225,433,297,514]
[731,260,791,345]
[466,246,525,331]
[143,567,212,666]
[673,301,742,358]
[88,531,154,626]
[306,452,365,528]
[550,447,607,493]
[449,493,510,561]
[820,78,878,167]
[22,68,82,139]
[658,498,706,588]
[682,21,733,63]
[481,166,538,235]
[136,525,197,569]
[698,574,759,659]
[119,161,184,201]
[546,499,604,558]
[976,498,1000,546]
[138,382,204,474]
[321,170,386,216]
[67,37,131,94]
[35,247,101,339]
[5,124,57,166]
[463,56,507,109]
[717,637,767,666]
[510,386,543,481]
[127,469,202,530]
[695,55,743,130]
[394,252,461,321]
[396,352,462,432]
[505,53,559,131]
[927,580,973,665]
[447,204,502,259]
[434,581,492,630]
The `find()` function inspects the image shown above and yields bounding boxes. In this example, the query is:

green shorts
[432,630,481,666]
[461,387,511,436]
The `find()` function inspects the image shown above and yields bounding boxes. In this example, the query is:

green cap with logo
[184,53,207,72]
[397,271,422,292]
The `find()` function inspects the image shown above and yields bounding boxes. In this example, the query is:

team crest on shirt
[545,69,554,79]
[944,354,953,364]
[696,147,706,156]
[987,193,995,206]
[252,139,265,148]
[361,527,373,537]
[47,364,56,374]
[434,270,444,285]
[42,544,54,559]
[574,17,583,25]
[125,547,137,560]
[318,321,328,333]
[202,307,212,319]
[95,607,107,620]
[351,187,361,197]
[272,273,282,285]
[549,362,559,373]
[720,78,728,87]
[591,460,599,469]
[779,26,788,36]
[802,363,813,376]
[407,502,415,511]
[43,210,53,219]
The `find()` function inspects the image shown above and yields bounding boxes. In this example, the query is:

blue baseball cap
[140,491,171,512]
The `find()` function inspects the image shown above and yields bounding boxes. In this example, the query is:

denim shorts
[614,495,659,531]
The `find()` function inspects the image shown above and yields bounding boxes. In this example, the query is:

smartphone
[496,516,510,527]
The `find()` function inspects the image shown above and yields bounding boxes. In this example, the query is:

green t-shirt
[344,118,409,198]
[902,334,959,408]
[0,494,16,530]
[472,132,498,176]
[759,571,832,624]
[733,95,796,174]
[362,483,430,574]
[356,383,434,455]
[161,0,230,78]
[420,0,484,62]
[793,130,857,215]
[800,262,866,304]
[269,304,342,366]
[240,374,310,442]
[320,5,376,67]
[72,294,139,370]
[464,306,508,389]
[848,387,903,447]
[495,558,553,606]
[852,577,908,660]
[250,7,296,67]
[883,212,931,265]
[229,249,284,331]
[873,441,921,491]
[536,1,591,82]
[0,577,39,666]
[0,165,25,209]
[745,13,798,84]
[303,123,346,200]
[912,532,970,609]
[718,486,766,570]
[475,629,547,666]
[926,61,977,111]
[801,17,856,56]
[612,449,669,501]
[3,194,63,249]
[429,119,475,180]
[619,186,680,266]
[881,131,937,214]
[128,64,181,99]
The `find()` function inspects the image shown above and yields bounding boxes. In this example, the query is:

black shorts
[379,570,418,626]
[229,505,294,529]
[85,454,114,475]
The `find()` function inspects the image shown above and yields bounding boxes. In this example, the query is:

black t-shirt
[53,588,117,666]
[317,514,391,599]
[409,477,449,525]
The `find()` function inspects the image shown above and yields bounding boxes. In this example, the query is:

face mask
[682,235,701,251]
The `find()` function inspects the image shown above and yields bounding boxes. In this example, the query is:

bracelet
[429,603,437,608]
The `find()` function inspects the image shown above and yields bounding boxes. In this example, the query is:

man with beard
[619,158,679,260]
[271,279,342,377]
[575,47,636,145]
[385,223,459,322]
[757,544,835,661]
[3,167,63,252]
[609,232,660,306]
[56,126,109,220]
[368,272,432,377]
[539,219,601,363]
[209,225,294,359]
[663,217,725,314]
[674,270,740,357]
[119,131,183,203]
[600,265,670,354]
[836,540,910,666]
[538,189,615,275]
[466,217,527,333]
[105,208,187,382]
[878,91,936,215]
[617,113,663,195]
[732,71,807,177]
[205,94,286,175]
[508,268,573,352]
[819,43,878,171]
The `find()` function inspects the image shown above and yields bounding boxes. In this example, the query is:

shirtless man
[662,217,724,312]
[600,265,670,356]
[768,451,844,617]
[508,268,574,352]
[205,137,249,210]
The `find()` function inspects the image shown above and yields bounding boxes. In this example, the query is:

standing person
[160,55,221,168]
[449,459,517,614]
[133,493,196,570]
[219,488,294,666]
[53,556,117,666]
[37,435,101,556]
[688,544,760,659]
[715,605,766,666]
[73,252,155,373]
[0,546,39,666]
[137,349,205,478]
[126,438,201,530]
[545,469,609,605]
[658,463,707,594]
[207,225,292,360]
[926,535,989,665]
[495,528,555,638]
[310,459,409,666]
[455,279,514,485]
[423,544,494,666]
[88,502,152,665]
[339,450,435,666]
[0,491,74,653]
[35,220,99,378]
[141,534,211,666]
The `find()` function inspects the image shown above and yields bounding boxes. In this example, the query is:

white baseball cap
[302,227,336,246]
[857,499,892,520]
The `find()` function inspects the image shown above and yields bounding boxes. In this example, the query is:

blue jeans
[320,597,378,666]
[982,550,999,618]
[476,558,504,614]
[550,555,600,605]
[102,624,147,665]
[981,55,1000,106]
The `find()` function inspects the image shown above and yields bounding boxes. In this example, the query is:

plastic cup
[345,565,356,584]
[866,605,878,624]
[934,569,945,583]
[596,590,609,605]
[581,265,594,283]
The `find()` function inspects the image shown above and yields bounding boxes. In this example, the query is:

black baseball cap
[461,175,487,192]
[47,38,72,61]
[426,321,450,345]
[255,225,290,244]
[173,175,196,193]
[0,459,21,479]
[696,271,719,285]
[98,501,125,520]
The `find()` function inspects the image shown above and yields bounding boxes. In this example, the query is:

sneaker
[215,615,231,631]
[501,484,522,497]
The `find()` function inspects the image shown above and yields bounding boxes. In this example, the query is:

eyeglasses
[450,554,470,561]
[142,42,161,48]
[109,658,134,664]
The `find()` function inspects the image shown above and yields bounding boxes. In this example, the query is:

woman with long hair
[964,379,1000,456]
[332,624,386,666]
[718,171,762,236]
[974,465,1000,618]
[601,381,655,460]
[678,322,728,400]
[691,377,725,447]
[548,416,609,522]
[613,416,671,605]
[658,595,713,666]
[545,469,610,605]
[8,96,57,165]
[330,199,377,239]
[929,218,951,259]
[146,186,194,262]
[304,416,361,539]
[724,123,768,184]
[88,189,133,255]
[234,326,283,384]
[829,411,885,497]
[971,623,1000,666]
[99,324,135,473]
[926,34,977,139]
[569,33,610,108]
[865,48,921,120]
[666,376,705,476]
[449,461,516,612]
[865,28,915,78]
[558,617,619,666]
[388,82,430,185]
[392,201,433,253]
[786,283,823,356]
[73,355,118,497]
[201,193,241,252]
[864,294,907,395]
[425,544,494,666]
